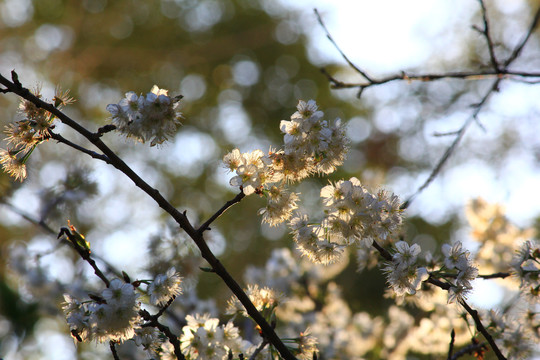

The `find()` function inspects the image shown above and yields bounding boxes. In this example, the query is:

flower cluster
[1,86,73,181]
[289,177,403,264]
[278,99,348,179]
[179,313,246,359]
[223,149,283,196]
[384,241,429,296]
[511,241,540,304]
[148,267,183,306]
[466,198,535,273]
[226,284,282,318]
[63,279,141,343]
[441,242,478,303]
[106,85,183,146]
[224,100,347,225]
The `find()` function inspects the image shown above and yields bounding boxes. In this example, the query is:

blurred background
[1,0,540,358]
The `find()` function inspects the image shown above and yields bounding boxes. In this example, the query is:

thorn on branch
[96,124,117,137]
[471,25,483,34]
[11,70,21,88]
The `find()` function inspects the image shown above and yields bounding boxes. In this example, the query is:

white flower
[226,284,282,316]
[89,301,141,343]
[258,186,299,226]
[180,314,238,360]
[106,85,182,146]
[442,242,466,269]
[62,294,91,342]
[149,267,183,306]
[226,149,282,195]
[393,241,421,267]
[102,279,139,307]
[0,148,27,182]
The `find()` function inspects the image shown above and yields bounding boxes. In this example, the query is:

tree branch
[48,131,111,164]
[459,299,506,360]
[314,8,373,83]
[197,190,245,233]
[477,0,500,71]
[59,226,111,288]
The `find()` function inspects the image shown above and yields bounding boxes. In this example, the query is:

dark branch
[477,0,500,71]
[48,131,112,164]
[197,190,245,233]
[59,226,111,287]
[450,340,488,360]
[110,341,120,360]
[372,240,393,261]
[314,8,373,82]
[503,5,540,67]
[460,299,507,360]
[447,329,455,360]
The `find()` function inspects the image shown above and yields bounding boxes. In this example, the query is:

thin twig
[153,295,177,320]
[503,6,540,67]
[59,226,111,287]
[314,8,373,82]
[48,131,111,164]
[450,341,488,360]
[478,272,510,279]
[249,338,269,360]
[0,200,123,278]
[477,0,500,71]
[320,67,540,92]
[460,299,507,360]
[197,190,245,233]
[401,76,501,209]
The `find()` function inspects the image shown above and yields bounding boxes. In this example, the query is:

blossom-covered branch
[0,72,297,360]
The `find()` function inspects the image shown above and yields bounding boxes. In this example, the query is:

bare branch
[503,6,540,67]
[314,8,373,82]
[477,0,500,71]
[460,299,507,360]
[48,131,111,164]
[59,226,111,288]
[110,341,121,360]
[197,190,245,233]
[249,338,269,360]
